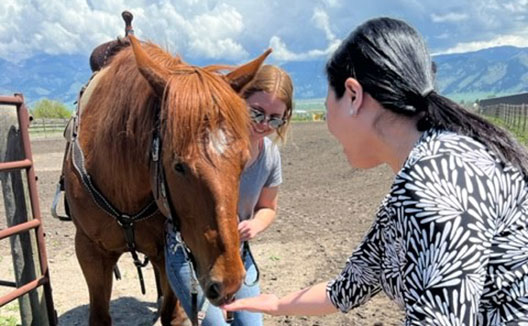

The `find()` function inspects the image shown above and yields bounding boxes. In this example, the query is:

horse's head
[129,35,270,305]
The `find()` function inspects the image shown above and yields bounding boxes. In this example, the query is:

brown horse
[63,34,271,326]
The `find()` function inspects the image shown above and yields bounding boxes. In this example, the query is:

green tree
[31,98,71,118]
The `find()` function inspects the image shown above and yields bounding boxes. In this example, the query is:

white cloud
[270,35,340,61]
[189,38,247,60]
[503,0,528,12]
[186,4,247,59]
[137,2,248,60]
[312,8,336,42]
[431,12,469,23]
[2,0,528,64]
[321,0,341,7]
[0,0,248,62]
[268,8,340,61]
[437,28,528,55]
[435,33,450,40]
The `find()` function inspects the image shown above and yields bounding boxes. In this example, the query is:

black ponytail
[326,17,528,176]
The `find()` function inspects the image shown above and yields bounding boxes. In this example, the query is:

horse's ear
[226,48,272,93]
[129,34,168,97]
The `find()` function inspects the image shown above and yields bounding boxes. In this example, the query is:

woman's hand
[238,186,279,242]
[238,219,264,242]
[222,294,280,315]
[222,282,337,317]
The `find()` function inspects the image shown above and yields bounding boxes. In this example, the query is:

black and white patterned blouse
[327,128,528,325]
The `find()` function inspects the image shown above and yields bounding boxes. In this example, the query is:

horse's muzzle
[205,280,239,306]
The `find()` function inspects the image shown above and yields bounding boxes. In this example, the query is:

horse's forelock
[162,67,249,160]
[90,43,248,169]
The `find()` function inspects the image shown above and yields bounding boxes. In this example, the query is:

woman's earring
[349,96,357,116]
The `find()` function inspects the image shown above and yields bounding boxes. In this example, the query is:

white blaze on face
[208,128,228,156]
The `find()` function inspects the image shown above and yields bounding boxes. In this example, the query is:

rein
[70,82,159,295]
[70,83,208,325]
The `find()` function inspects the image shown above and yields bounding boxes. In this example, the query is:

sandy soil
[1,122,404,325]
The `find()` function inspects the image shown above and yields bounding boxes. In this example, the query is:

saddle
[89,11,134,72]
[51,11,157,297]
[51,10,136,220]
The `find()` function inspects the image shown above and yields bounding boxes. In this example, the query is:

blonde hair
[242,65,294,143]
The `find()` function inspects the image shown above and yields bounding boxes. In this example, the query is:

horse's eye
[173,162,186,174]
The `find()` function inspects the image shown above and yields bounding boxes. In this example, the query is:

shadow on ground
[58,297,160,326]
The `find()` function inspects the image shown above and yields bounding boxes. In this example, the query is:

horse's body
[63,34,270,326]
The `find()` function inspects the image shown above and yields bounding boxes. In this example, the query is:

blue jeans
[165,230,262,326]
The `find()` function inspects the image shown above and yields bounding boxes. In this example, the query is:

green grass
[0,316,17,326]
[294,98,325,112]
[0,301,19,326]
[444,92,518,104]
[485,117,528,145]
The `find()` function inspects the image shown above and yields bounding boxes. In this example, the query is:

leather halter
[149,103,208,326]
[71,79,206,326]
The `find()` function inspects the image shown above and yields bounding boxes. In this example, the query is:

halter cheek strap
[149,107,213,326]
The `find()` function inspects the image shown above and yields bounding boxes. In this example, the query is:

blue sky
[1,0,528,64]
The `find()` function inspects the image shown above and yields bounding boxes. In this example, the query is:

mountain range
[1,45,528,108]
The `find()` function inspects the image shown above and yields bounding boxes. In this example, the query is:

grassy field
[294,98,325,112]
[486,117,528,145]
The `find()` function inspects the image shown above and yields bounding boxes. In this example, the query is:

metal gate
[0,94,57,325]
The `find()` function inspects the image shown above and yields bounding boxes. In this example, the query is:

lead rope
[242,241,260,287]
[171,230,209,326]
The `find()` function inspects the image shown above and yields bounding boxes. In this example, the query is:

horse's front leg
[75,229,119,326]
[151,257,187,326]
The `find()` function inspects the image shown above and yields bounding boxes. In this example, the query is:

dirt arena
[1,122,404,325]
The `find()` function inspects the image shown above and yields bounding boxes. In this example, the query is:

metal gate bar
[0,93,57,325]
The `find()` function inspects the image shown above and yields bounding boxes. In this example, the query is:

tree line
[30,98,72,119]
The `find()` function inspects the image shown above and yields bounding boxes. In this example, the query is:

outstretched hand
[222,294,281,315]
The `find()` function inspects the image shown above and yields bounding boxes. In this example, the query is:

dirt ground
[1,122,404,325]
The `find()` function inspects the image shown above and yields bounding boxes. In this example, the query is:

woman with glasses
[224,17,528,325]
[165,64,293,326]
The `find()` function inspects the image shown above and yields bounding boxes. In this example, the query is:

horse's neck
[77,70,154,211]
[81,133,153,211]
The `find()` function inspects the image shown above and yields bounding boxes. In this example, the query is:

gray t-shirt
[238,137,282,221]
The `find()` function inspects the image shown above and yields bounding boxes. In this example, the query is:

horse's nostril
[206,282,222,301]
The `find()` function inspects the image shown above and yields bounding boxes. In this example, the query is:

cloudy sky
[1,0,527,64]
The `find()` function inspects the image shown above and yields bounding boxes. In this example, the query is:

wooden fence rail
[479,103,528,132]
[28,118,69,138]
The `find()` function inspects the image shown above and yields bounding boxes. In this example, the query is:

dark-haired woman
[224,17,528,325]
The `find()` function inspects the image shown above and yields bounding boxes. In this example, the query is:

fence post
[523,104,528,131]
[519,105,523,130]
[0,105,50,326]
[515,105,519,129]
[508,104,512,127]
[41,119,47,138]
[508,104,512,128]
[513,105,517,128]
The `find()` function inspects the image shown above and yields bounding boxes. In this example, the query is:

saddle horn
[89,10,135,72]
[122,10,134,36]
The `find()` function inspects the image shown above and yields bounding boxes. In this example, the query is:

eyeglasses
[249,107,285,129]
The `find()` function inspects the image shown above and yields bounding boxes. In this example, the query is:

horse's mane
[89,42,249,170]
